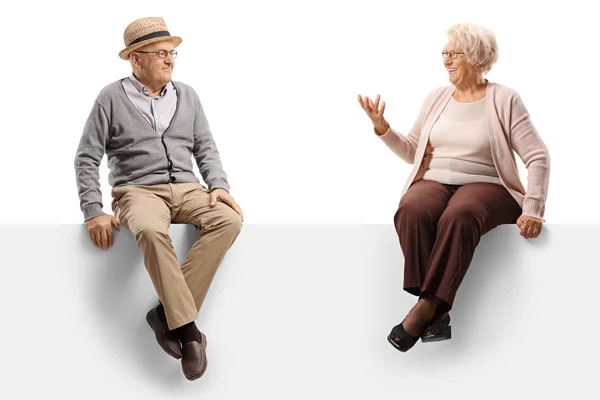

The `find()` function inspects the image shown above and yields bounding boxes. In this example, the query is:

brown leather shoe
[146,307,183,359]
[181,332,207,381]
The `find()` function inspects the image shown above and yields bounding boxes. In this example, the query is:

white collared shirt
[121,73,178,135]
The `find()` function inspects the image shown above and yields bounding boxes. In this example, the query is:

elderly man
[74,17,243,381]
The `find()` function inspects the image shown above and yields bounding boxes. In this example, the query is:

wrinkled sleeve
[74,101,109,222]
[192,95,230,192]
[509,93,551,221]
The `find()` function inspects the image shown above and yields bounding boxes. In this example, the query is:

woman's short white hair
[447,23,498,74]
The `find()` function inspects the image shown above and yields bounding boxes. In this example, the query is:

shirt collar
[128,73,173,98]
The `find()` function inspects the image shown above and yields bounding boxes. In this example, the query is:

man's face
[131,40,175,87]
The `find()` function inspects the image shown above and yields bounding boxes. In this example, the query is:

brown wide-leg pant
[393,179,522,313]
[111,182,242,330]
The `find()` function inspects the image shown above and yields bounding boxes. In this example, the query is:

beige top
[378,82,551,221]
[422,96,502,185]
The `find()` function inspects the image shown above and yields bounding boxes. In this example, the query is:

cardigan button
[170,176,176,182]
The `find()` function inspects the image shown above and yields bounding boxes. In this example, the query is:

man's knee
[220,208,242,235]
[132,224,170,243]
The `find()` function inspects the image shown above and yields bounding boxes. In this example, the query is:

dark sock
[156,302,167,322]
[173,322,202,344]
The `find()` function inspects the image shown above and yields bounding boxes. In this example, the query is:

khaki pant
[112,183,242,330]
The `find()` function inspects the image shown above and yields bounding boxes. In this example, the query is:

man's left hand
[516,215,543,239]
[210,188,244,221]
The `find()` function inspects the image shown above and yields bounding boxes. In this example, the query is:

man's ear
[129,53,140,67]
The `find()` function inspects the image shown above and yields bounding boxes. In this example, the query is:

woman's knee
[438,204,483,230]
[394,197,433,227]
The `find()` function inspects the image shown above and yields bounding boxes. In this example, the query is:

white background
[0,0,597,224]
[1,2,599,398]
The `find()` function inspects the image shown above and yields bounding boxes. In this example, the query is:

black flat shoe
[421,315,451,343]
[388,322,421,352]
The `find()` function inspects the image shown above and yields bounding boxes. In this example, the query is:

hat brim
[119,36,182,60]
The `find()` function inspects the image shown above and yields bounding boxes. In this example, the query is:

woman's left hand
[516,215,543,239]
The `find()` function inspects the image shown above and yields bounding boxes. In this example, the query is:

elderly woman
[358,23,550,352]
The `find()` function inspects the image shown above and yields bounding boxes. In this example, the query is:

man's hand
[85,214,120,250]
[516,215,543,239]
[209,188,244,221]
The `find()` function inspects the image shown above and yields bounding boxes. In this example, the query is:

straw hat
[119,17,182,60]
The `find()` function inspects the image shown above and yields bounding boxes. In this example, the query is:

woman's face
[442,42,480,86]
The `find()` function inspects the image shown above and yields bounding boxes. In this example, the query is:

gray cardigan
[74,79,229,221]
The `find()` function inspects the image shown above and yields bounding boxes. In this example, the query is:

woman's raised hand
[358,94,390,135]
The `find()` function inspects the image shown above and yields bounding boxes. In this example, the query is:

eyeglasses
[441,51,465,60]
[134,49,178,59]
